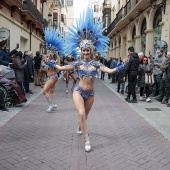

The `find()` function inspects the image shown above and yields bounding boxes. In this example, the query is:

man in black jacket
[33,51,42,86]
[123,46,139,103]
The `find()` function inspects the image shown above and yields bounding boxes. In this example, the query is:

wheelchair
[0,83,19,107]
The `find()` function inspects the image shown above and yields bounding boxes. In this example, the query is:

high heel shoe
[77,126,82,136]
[84,134,91,152]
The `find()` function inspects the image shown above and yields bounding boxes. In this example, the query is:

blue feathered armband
[45,62,56,69]
[116,64,124,72]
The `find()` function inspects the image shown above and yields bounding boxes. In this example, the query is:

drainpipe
[30,22,32,51]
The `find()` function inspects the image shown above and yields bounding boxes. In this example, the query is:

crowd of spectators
[1,38,170,111]
[0,39,50,111]
[104,46,170,107]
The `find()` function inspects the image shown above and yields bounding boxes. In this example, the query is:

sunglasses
[143,60,148,61]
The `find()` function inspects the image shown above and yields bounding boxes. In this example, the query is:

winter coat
[149,55,166,75]
[107,59,112,68]
[124,52,139,76]
[100,58,107,66]
[33,55,42,69]
[160,59,169,80]
[137,63,153,87]
[165,61,170,87]
[110,59,117,69]
[117,65,126,83]
[0,48,16,66]
[13,56,27,82]
[24,55,34,82]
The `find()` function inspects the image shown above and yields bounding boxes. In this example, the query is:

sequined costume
[47,73,58,80]
[70,60,104,99]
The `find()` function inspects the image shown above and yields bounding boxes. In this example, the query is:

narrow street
[1,79,170,170]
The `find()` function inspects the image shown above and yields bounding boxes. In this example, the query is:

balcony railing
[103,2,111,7]
[105,0,141,36]
[117,7,123,21]
[22,0,43,24]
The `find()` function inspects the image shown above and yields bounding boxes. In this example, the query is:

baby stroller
[0,65,19,107]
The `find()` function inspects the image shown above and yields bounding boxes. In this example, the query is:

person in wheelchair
[0,67,27,106]
[0,87,9,111]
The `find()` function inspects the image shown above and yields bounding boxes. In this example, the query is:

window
[53,12,58,21]
[94,5,99,12]
[61,14,64,22]
[53,12,58,28]
[66,0,73,6]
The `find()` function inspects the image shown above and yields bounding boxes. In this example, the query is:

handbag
[145,72,154,85]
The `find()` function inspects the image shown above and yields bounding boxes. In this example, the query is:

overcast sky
[73,0,89,20]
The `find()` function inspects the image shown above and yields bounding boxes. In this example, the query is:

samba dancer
[43,28,65,112]
[46,8,126,151]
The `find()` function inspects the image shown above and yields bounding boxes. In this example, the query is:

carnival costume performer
[43,27,65,112]
[64,49,80,93]
[45,8,126,151]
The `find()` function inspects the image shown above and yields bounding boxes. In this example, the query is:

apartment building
[103,0,169,60]
[48,0,74,35]
[0,0,49,54]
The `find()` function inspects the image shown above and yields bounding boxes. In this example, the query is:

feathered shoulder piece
[44,27,65,56]
[65,7,109,57]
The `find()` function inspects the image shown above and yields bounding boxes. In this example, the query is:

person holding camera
[149,49,166,100]
[0,40,19,66]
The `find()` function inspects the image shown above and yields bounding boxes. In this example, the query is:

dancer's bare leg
[65,71,69,93]
[73,90,94,151]
[70,73,77,90]
[49,82,57,109]
[43,77,58,111]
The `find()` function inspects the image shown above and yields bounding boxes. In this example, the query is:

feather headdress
[44,27,65,56]
[65,7,109,57]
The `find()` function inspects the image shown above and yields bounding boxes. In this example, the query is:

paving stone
[1,79,170,169]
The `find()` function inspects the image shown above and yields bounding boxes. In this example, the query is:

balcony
[22,0,43,25]
[103,2,111,9]
[4,0,22,8]
[105,0,150,37]
[21,0,44,32]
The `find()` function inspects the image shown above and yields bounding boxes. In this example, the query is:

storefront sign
[0,28,10,40]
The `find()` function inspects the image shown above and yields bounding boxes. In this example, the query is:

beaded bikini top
[70,60,104,78]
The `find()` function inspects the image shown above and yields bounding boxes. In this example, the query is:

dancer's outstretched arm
[45,61,74,71]
[99,64,124,74]
[99,57,129,74]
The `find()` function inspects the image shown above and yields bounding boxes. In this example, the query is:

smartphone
[16,43,19,48]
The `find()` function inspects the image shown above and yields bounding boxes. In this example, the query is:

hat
[15,51,23,58]
[0,39,7,47]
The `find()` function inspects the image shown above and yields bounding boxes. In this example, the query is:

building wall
[105,0,170,60]
[0,1,49,55]
[0,12,29,52]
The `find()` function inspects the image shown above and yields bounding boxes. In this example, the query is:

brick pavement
[1,79,170,170]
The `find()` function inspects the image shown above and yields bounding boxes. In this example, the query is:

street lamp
[48,13,52,20]
[48,13,52,27]
[148,0,166,14]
